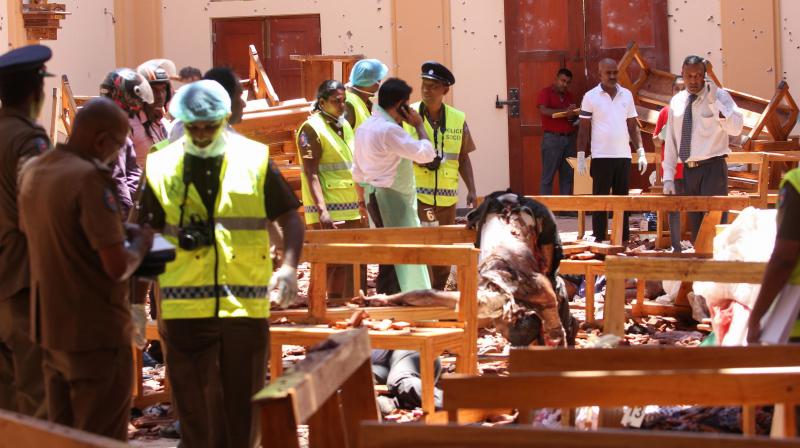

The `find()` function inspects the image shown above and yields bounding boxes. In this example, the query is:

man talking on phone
[662,55,743,241]
[352,78,437,291]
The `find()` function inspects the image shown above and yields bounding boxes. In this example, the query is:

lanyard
[419,103,446,156]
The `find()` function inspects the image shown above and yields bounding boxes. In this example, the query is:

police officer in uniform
[0,44,52,417]
[137,80,304,448]
[405,62,478,290]
[298,80,366,301]
[18,98,153,440]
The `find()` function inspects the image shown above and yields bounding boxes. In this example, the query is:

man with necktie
[662,55,744,241]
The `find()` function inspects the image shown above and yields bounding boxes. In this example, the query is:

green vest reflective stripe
[404,102,465,207]
[297,113,360,225]
[780,168,800,285]
[145,134,273,319]
[345,90,371,130]
[150,138,170,155]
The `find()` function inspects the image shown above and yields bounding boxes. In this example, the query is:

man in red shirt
[653,76,685,252]
[537,68,578,195]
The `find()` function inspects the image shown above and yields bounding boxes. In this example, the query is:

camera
[178,217,214,251]
[422,155,442,171]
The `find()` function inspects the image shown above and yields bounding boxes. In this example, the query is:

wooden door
[503,0,588,194]
[503,0,669,194]
[211,15,321,101]
[584,0,669,87]
[212,18,266,80]
[266,15,321,100]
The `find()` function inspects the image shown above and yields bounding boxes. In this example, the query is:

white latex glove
[130,303,148,350]
[663,180,676,195]
[269,265,298,309]
[636,148,648,174]
[577,151,588,176]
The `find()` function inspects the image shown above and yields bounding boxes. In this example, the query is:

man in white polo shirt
[576,58,647,242]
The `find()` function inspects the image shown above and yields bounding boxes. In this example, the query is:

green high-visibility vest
[296,113,360,225]
[404,102,465,207]
[145,134,272,319]
[345,90,371,130]
[780,168,800,286]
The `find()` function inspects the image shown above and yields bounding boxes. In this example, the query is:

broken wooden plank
[359,423,800,448]
[0,409,127,448]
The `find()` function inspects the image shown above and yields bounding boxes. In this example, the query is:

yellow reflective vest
[297,113,360,225]
[404,102,465,207]
[345,90,371,130]
[145,133,272,319]
[780,168,800,285]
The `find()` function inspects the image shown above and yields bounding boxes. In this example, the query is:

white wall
[449,0,509,199]
[0,0,8,51]
[666,0,723,81]
[38,0,117,139]
[779,0,800,91]
[161,0,394,74]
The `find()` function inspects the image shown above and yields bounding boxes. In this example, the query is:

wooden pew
[360,423,800,448]
[510,345,800,435]
[529,195,752,251]
[245,43,280,106]
[603,256,766,337]
[0,409,127,448]
[254,329,379,448]
[441,366,800,437]
[270,242,480,420]
[618,41,800,153]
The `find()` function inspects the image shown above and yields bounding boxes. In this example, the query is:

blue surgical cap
[169,79,231,123]
[349,59,388,87]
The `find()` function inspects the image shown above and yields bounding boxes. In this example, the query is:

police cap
[420,61,455,86]
[0,45,53,78]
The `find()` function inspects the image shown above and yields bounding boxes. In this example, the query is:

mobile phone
[400,103,411,116]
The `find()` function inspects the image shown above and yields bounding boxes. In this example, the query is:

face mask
[350,86,377,102]
[320,110,348,129]
[184,127,227,158]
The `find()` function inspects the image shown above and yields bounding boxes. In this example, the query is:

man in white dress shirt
[662,55,744,240]
[576,58,648,242]
[352,78,437,292]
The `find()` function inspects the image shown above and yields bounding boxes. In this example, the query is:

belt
[684,155,727,169]
[544,131,574,137]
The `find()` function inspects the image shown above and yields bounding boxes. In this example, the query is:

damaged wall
[666,0,723,81]
[160,0,393,75]
[41,0,117,140]
[0,0,7,51]
[720,0,779,99]
[779,0,800,95]
[449,0,509,197]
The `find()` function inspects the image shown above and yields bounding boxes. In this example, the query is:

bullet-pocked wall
[666,0,723,81]
[0,0,8,51]
[449,0,509,199]
[160,0,394,75]
[779,0,800,94]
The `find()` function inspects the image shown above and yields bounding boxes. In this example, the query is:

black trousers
[161,317,269,448]
[682,157,729,240]
[590,157,631,242]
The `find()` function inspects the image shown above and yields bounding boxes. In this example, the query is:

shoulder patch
[32,137,49,154]
[103,188,119,212]
[298,131,310,148]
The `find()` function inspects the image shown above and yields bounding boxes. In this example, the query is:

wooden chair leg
[340,359,381,447]
[585,269,596,324]
[633,279,645,317]
[560,407,574,428]
[419,341,436,417]
[269,343,284,380]
[309,262,328,323]
[603,275,626,337]
[742,405,756,436]
[655,210,667,249]
[261,396,301,448]
[610,210,624,245]
[352,264,361,297]
[308,391,348,448]
[578,211,586,239]
[771,403,798,438]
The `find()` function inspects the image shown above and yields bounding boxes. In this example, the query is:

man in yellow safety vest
[405,61,478,289]
[137,80,304,448]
